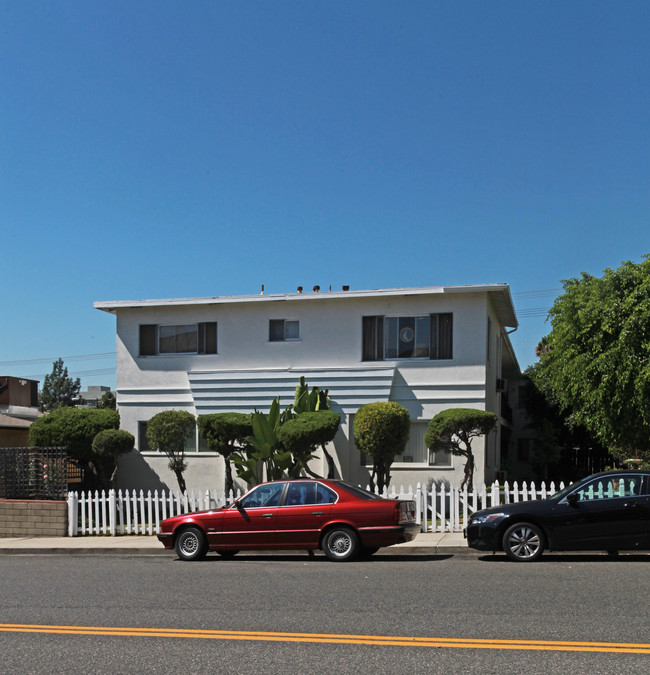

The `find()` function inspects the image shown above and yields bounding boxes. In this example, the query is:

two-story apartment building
[95,284,521,492]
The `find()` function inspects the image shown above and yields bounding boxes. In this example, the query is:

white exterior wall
[102,288,515,492]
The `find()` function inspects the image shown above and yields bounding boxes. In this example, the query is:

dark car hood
[473,497,558,519]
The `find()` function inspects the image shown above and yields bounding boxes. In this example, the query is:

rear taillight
[396,501,416,523]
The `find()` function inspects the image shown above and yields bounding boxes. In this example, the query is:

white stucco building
[95,284,521,492]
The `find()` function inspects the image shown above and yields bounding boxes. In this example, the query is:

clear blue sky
[2,1,648,390]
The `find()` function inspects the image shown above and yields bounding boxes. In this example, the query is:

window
[429,449,453,467]
[394,422,452,466]
[139,322,217,356]
[574,476,642,501]
[239,483,286,508]
[139,420,199,453]
[269,319,300,342]
[362,314,452,361]
[138,421,151,452]
[285,482,317,505]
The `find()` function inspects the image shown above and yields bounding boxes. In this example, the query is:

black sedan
[465,470,650,561]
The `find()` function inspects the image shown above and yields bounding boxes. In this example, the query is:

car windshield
[336,481,384,500]
[551,480,582,501]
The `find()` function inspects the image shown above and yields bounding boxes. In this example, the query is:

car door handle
[312,511,323,515]
[262,513,274,518]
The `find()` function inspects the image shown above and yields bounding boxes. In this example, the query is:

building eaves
[94,283,518,328]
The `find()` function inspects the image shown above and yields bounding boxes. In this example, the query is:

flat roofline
[94,283,518,329]
[95,283,507,309]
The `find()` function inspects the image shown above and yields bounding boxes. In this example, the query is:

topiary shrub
[424,408,498,491]
[353,401,410,492]
[91,429,135,489]
[197,412,252,494]
[277,410,341,477]
[146,410,196,493]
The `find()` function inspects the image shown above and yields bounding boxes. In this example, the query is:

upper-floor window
[362,313,452,361]
[269,319,300,342]
[139,322,217,356]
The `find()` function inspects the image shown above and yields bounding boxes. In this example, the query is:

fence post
[109,489,116,536]
[67,491,78,537]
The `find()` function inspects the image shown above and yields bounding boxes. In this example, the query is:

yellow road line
[0,624,649,655]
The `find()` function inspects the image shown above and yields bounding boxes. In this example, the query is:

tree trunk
[224,458,234,496]
[174,469,187,494]
[460,452,474,492]
[321,444,336,479]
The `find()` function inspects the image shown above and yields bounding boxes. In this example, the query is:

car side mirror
[566,492,579,507]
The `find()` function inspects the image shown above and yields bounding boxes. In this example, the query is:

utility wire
[0,352,115,367]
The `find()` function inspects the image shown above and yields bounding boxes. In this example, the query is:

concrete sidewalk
[0,531,472,557]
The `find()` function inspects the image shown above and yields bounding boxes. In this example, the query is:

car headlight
[470,512,505,525]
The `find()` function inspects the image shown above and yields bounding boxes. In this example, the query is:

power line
[516,307,553,318]
[0,352,115,367]
[512,289,561,299]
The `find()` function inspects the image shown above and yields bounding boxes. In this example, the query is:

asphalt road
[1,552,649,674]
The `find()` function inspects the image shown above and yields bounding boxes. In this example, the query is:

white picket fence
[67,480,565,537]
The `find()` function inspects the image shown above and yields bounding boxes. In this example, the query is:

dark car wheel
[502,522,544,562]
[217,550,239,558]
[323,527,359,562]
[175,526,208,561]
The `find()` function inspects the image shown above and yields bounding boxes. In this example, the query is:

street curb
[0,546,477,558]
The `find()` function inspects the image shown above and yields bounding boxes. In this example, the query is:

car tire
[502,522,544,562]
[323,527,359,562]
[175,526,208,561]
[217,550,239,558]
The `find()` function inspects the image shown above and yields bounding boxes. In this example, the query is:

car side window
[285,482,317,506]
[316,484,337,504]
[239,483,286,508]
[575,476,641,501]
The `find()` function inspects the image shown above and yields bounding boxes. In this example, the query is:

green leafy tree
[91,429,135,489]
[532,257,650,468]
[98,390,117,410]
[291,376,337,477]
[520,372,607,481]
[28,407,120,489]
[424,408,498,491]
[197,412,252,494]
[293,376,330,414]
[40,358,82,411]
[277,410,341,478]
[353,401,410,493]
[146,410,196,493]
[232,398,292,486]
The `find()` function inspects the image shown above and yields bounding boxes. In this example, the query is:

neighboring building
[79,385,112,408]
[0,376,40,447]
[95,284,522,492]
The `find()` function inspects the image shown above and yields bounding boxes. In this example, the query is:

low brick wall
[0,499,68,537]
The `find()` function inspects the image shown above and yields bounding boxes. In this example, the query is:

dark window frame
[139,322,217,356]
[269,319,300,342]
[362,313,453,361]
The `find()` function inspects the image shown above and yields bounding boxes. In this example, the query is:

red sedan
[157,478,419,561]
